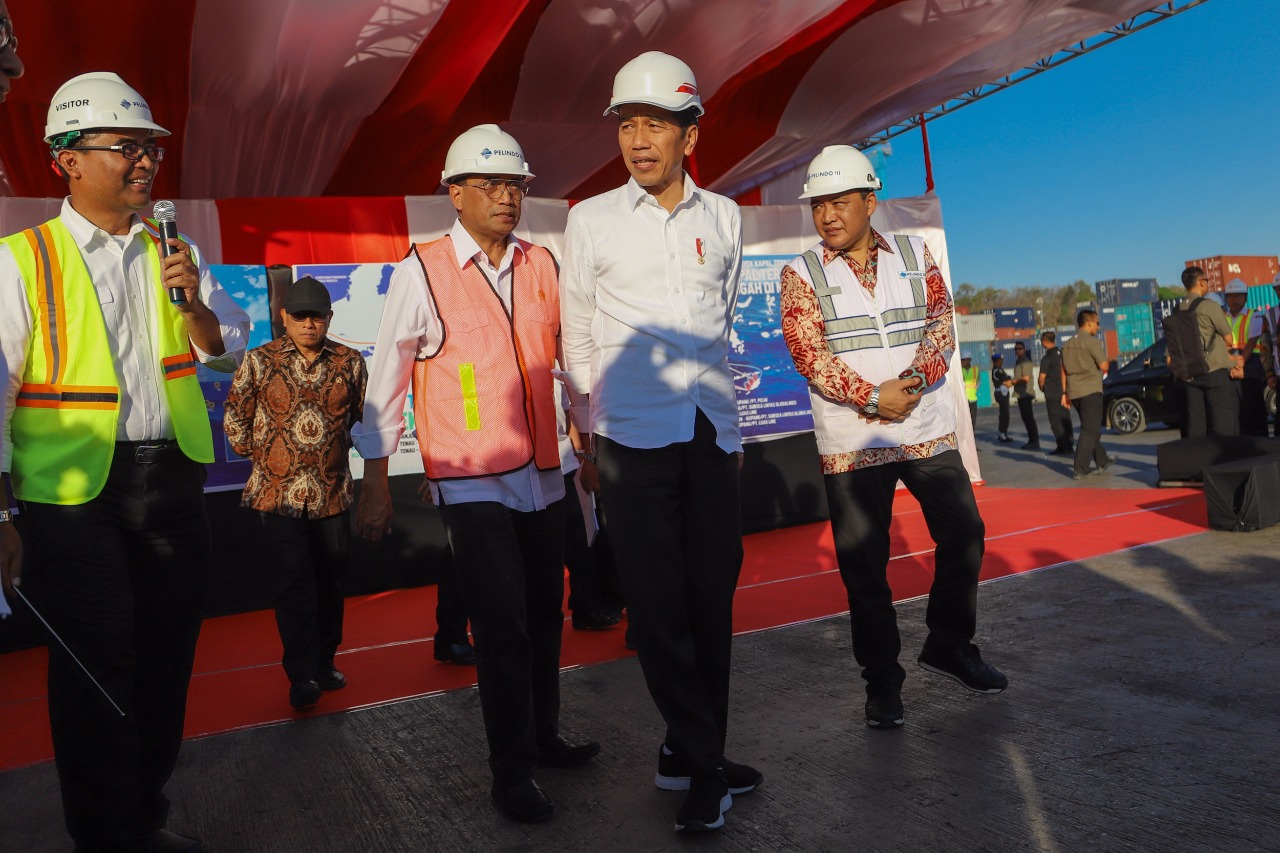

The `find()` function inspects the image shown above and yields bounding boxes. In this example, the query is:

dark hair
[1182,266,1205,289]
[1040,330,1056,343]
[1076,309,1097,328]
[616,106,700,130]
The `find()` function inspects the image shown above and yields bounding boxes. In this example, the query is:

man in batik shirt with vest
[780,145,1007,733]
[354,125,597,826]
[0,72,249,852]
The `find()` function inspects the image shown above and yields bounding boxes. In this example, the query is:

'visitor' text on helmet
[45,72,169,146]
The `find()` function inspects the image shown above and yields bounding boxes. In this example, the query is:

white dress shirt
[351,219,565,511]
[560,174,743,453]
[1,198,250,472]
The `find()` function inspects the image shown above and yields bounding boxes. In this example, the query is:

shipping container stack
[1183,255,1280,292]
[1094,278,1159,365]
[956,313,996,407]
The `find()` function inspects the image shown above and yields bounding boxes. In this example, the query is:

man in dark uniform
[1038,331,1073,455]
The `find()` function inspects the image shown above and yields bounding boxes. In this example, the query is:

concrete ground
[3,412,1279,852]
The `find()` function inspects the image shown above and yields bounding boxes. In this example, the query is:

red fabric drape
[215,197,409,265]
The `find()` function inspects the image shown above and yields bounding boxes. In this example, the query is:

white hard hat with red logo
[440,124,534,186]
[44,72,169,147]
[605,52,703,117]
[799,145,883,199]
[1224,278,1249,295]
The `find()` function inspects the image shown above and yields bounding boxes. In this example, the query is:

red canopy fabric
[1,0,1161,203]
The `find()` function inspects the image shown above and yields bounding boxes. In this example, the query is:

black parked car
[1103,339,1180,435]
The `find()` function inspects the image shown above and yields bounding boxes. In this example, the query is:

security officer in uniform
[0,72,250,852]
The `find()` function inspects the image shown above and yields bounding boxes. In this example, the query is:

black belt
[115,439,182,464]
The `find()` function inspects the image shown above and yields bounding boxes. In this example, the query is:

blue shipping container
[1151,299,1181,340]
[1096,278,1159,306]
[1246,284,1278,311]
[959,341,989,363]
[1113,302,1156,354]
[986,306,1036,327]
[1097,304,1118,332]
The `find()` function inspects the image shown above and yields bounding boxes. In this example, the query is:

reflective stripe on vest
[409,236,561,481]
[1229,310,1260,354]
[2,217,213,504]
[800,237,926,355]
[963,366,979,402]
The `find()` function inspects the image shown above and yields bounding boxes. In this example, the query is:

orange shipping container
[1102,329,1119,361]
[1185,255,1280,291]
[994,326,1036,340]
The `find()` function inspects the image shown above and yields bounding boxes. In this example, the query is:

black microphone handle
[158,220,186,304]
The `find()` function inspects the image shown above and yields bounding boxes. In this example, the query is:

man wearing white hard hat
[0,72,250,852]
[355,124,598,825]
[780,145,1007,732]
[1222,277,1268,436]
[560,52,760,834]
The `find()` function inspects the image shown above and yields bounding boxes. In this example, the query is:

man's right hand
[356,457,394,544]
[1,522,22,596]
[872,377,924,421]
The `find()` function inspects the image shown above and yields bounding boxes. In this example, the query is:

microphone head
[152,200,176,223]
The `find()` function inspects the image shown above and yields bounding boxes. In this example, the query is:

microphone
[152,200,185,304]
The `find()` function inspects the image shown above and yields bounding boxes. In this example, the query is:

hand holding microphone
[152,200,189,305]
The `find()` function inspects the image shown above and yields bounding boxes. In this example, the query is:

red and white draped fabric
[3,0,1163,204]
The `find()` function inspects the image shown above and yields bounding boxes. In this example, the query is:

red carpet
[0,487,1206,771]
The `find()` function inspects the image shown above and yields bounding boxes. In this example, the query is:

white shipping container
[957,313,996,342]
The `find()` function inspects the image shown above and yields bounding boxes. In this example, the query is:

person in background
[559,52,761,834]
[1011,341,1040,450]
[1262,272,1280,435]
[223,277,367,712]
[354,125,598,825]
[1222,278,1268,437]
[1061,309,1114,479]
[0,3,23,103]
[961,356,979,431]
[1037,331,1074,456]
[990,352,1013,442]
[1178,267,1239,438]
[780,144,1006,734]
[0,72,250,852]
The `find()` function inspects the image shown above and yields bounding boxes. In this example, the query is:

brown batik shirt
[224,336,367,519]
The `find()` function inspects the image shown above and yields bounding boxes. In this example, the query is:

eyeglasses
[1,16,17,52]
[461,178,530,200]
[74,142,165,163]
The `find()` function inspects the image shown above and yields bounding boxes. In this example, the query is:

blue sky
[873,0,1279,290]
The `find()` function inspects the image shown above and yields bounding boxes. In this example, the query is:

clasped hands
[859,376,923,423]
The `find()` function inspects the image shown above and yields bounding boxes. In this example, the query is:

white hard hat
[440,124,534,186]
[45,72,169,146]
[604,51,703,117]
[1224,278,1249,295]
[799,145,882,199]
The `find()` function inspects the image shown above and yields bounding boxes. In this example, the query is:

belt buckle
[134,443,168,464]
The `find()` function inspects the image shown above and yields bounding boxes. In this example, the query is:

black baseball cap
[283,277,332,315]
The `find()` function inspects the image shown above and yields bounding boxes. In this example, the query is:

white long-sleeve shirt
[0,198,250,472]
[351,219,564,511]
[559,174,743,453]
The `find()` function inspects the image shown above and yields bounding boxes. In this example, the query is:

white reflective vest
[785,234,956,455]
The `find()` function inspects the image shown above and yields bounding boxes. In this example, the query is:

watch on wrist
[863,387,881,416]
[0,508,13,524]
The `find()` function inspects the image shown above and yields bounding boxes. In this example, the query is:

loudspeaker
[1203,454,1280,531]
[1156,435,1280,483]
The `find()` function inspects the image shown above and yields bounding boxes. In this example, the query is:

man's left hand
[161,238,201,311]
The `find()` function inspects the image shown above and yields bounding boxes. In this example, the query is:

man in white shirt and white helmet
[560,51,761,834]
[779,145,1007,733]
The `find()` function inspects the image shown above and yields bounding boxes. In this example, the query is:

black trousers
[257,510,349,683]
[433,548,469,647]
[1237,357,1269,437]
[1045,394,1074,452]
[823,450,984,687]
[1071,392,1109,476]
[967,400,977,431]
[20,446,210,852]
[1184,368,1238,438]
[438,497,566,786]
[995,393,1010,435]
[1016,395,1040,443]
[595,409,743,778]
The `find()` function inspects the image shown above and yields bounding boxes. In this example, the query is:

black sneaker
[571,610,621,630]
[918,643,1008,694]
[864,681,904,729]
[1100,457,1117,472]
[655,746,762,794]
[674,775,731,833]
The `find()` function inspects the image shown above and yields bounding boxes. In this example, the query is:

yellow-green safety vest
[962,365,979,402]
[2,217,213,505]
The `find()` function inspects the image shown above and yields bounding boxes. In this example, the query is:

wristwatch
[863,387,881,417]
[0,508,13,524]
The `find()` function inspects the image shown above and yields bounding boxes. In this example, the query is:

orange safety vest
[410,235,561,481]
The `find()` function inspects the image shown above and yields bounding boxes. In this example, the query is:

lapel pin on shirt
[695,238,706,265]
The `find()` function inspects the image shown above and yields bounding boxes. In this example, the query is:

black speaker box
[1203,454,1280,531]
[1156,436,1280,483]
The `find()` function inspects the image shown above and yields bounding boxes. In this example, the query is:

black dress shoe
[536,735,601,768]
[434,641,477,666]
[572,610,621,630]
[289,678,322,711]
[317,667,346,691]
[491,778,554,823]
[138,828,204,852]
